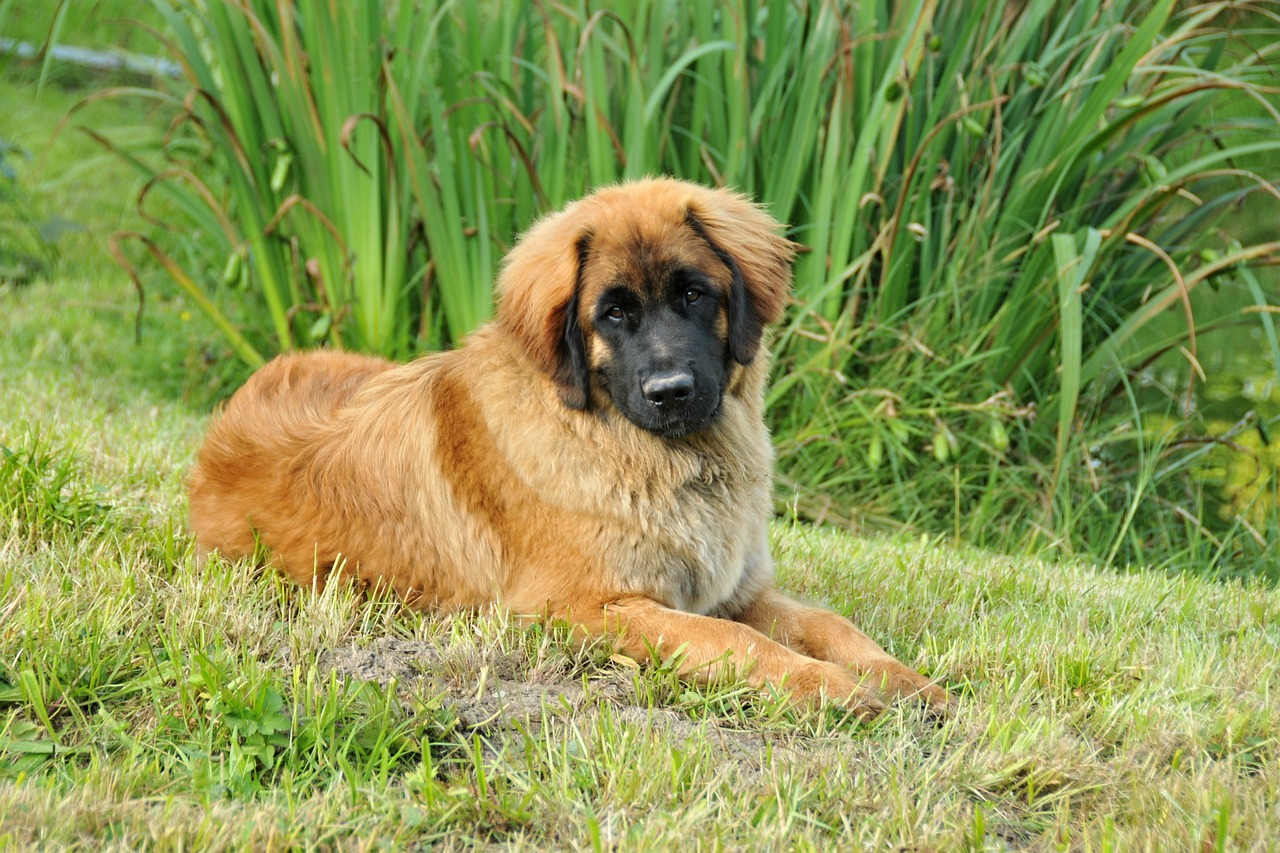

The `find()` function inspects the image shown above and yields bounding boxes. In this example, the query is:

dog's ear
[496,210,592,409]
[684,190,796,365]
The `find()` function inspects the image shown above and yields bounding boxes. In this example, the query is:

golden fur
[188,178,950,717]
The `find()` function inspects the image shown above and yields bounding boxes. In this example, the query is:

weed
[0,430,110,544]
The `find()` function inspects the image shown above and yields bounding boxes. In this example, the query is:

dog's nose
[642,371,695,409]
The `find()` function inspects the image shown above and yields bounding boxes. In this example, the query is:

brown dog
[188,178,949,717]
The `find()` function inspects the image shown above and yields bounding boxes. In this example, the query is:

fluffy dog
[188,178,950,717]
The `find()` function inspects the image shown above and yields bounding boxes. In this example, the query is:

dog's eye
[684,289,702,304]
[606,306,625,321]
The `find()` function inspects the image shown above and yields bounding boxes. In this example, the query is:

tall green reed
[102,0,444,363]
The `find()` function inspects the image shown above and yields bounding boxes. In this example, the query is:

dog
[188,178,950,717]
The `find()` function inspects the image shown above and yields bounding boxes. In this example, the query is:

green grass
[0,75,251,393]
[1,0,166,59]
[3,73,1280,850]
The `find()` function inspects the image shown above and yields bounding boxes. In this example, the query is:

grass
[3,75,1280,850]
[0,0,166,59]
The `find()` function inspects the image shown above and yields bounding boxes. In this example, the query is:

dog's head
[496,178,795,439]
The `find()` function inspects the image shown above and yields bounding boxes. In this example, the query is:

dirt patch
[319,636,801,768]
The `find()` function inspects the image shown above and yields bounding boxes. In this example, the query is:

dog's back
[188,350,393,565]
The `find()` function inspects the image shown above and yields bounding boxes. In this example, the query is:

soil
[318,637,804,767]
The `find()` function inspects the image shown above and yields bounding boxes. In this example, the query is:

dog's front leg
[572,595,887,719]
[734,589,953,712]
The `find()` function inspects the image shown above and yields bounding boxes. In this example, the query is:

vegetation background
[1,0,1279,848]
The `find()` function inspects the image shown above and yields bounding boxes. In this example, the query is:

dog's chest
[605,449,773,615]
[486,378,774,614]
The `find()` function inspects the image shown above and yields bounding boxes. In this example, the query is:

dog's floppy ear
[684,190,796,365]
[496,208,592,409]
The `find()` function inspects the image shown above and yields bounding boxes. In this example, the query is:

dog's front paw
[786,662,888,720]
[864,657,955,716]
